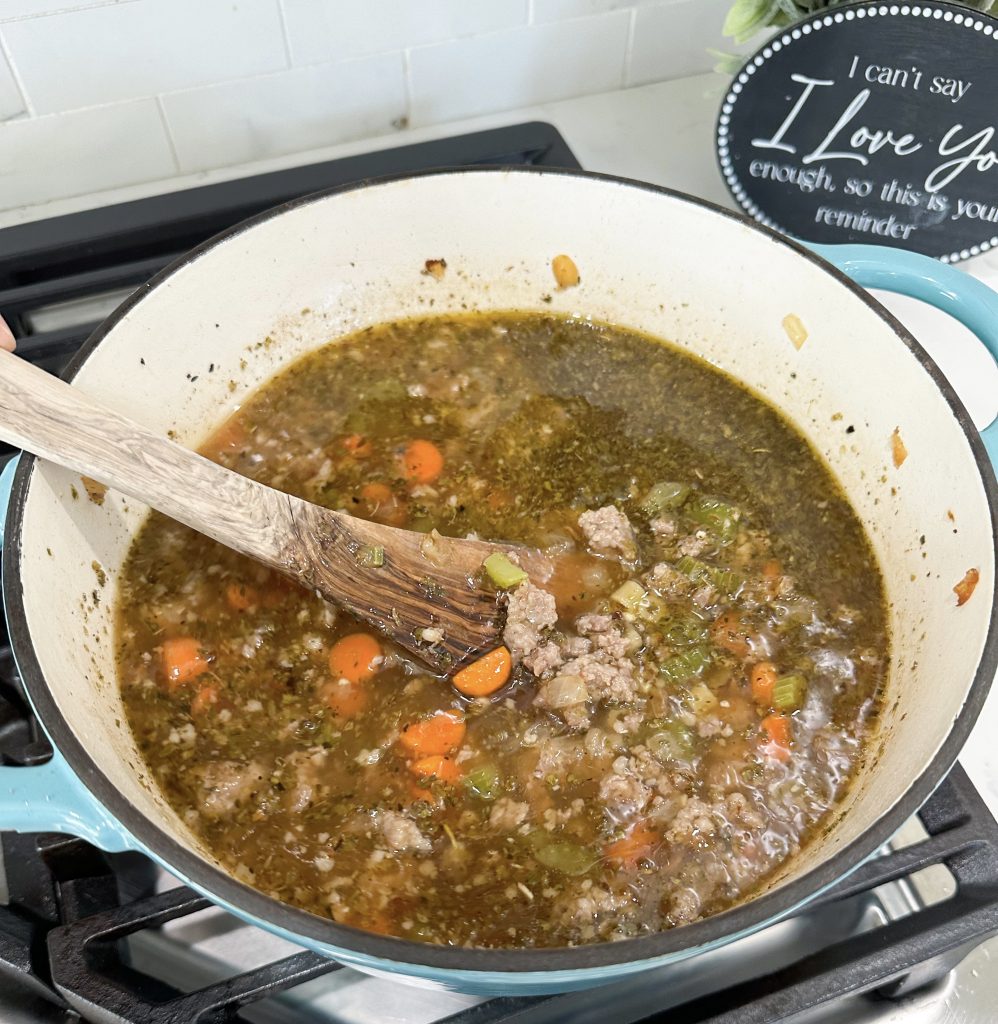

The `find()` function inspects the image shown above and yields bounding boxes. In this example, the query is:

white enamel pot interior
[4,168,996,995]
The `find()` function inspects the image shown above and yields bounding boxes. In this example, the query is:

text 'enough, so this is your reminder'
[717,4,998,262]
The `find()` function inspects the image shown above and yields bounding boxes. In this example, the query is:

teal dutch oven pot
[1,169,997,994]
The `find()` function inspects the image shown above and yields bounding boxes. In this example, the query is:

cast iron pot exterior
[1,168,997,994]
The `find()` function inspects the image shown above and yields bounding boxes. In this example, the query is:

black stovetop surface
[1,121,997,1024]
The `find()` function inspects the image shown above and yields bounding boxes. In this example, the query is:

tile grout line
[4,49,414,127]
[401,48,413,128]
[0,27,35,119]
[275,0,294,69]
[154,95,182,174]
[622,7,638,89]
[0,0,141,26]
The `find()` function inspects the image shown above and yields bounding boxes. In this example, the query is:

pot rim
[5,165,997,974]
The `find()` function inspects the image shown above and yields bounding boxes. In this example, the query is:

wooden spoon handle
[0,349,294,570]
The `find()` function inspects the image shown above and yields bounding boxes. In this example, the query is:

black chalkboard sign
[716,0,998,262]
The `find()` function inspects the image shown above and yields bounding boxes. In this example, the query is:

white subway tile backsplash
[531,0,657,23]
[0,0,739,213]
[0,99,175,209]
[160,55,406,174]
[626,0,730,86]
[0,0,136,21]
[3,0,287,114]
[281,0,528,67]
[0,47,27,121]
[409,11,630,126]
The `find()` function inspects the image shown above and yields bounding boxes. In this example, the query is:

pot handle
[0,455,136,852]
[810,244,998,464]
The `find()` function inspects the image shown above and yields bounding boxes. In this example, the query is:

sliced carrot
[604,820,658,867]
[399,711,466,757]
[202,418,247,460]
[401,439,444,484]
[323,633,380,716]
[760,713,792,763]
[361,481,392,505]
[408,754,462,784]
[226,582,259,612]
[408,780,437,802]
[161,637,210,690]
[358,910,394,935]
[750,661,777,706]
[453,646,512,697]
[360,482,406,526]
[341,433,373,458]
[954,567,980,607]
[760,559,784,598]
[711,610,757,659]
[487,488,512,512]
[328,633,382,684]
[191,682,220,715]
[320,677,368,718]
[891,427,908,469]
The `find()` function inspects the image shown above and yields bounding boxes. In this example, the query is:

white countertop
[6,72,997,815]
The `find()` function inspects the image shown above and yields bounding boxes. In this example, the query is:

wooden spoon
[0,350,548,672]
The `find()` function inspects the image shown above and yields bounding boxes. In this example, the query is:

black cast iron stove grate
[0,120,579,435]
[17,764,998,1024]
[0,121,997,1023]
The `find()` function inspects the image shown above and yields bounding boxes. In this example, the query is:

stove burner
[1,121,997,1023]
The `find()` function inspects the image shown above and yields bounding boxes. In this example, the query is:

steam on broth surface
[117,312,888,947]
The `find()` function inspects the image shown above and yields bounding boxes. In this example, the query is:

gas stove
[1,121,997,1024]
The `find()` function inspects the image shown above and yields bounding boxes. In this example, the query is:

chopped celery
[356,545,384,568]
[661,614,708,647]
[639,481,690,517]
[676,555,713,586]
[533,838,593,876]
[483,552,527,589]
[465,764,501,800]
[635,592,669,624]
[675,556,743,595]
[611,579,647,611]
[689,681,719,717]
[687,496,740,544]
[711,567,744,594]
[659,644,713,683]
[773,673,808,710]
[646,721,695,760]
[622,622,643,656]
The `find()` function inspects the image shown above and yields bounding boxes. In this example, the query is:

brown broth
[116,313,888,947]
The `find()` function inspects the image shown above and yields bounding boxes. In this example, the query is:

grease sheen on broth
[116,312,889,947]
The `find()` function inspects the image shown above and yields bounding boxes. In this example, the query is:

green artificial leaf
[723,0,780,44]
[708,48,749,75]
[722,0,991,48]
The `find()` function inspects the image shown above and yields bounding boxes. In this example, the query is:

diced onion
[690,682,718,717]
[543,674,589,708]
[419,529,448,566]
[611,580,646,612]
[584,727,611,758]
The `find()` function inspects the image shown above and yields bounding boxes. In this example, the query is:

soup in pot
[116,312,888,947]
